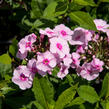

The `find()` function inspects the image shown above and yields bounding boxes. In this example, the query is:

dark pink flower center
[56,43,62,50]
[61,30,67,36]
[72,58,76,64]
[43,58,49,65]
[32,67,37,74]
[75,35,81,40]
[20,73,27,81]
[87,69,91,74]
[95,65,100,70]
[26,42,31,48]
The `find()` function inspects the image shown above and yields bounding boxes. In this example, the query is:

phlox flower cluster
[12,19,109,90]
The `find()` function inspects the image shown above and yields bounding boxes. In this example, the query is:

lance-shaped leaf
[43,2,57,18]
[31,0,43,19]
[54,85,77,109]
[69,11,97,31]
[66,97,85,107]
[77,85,100,104]
[32,75,54,109]
[72,0,96,6]
[9,38,18,57]
[55,1,68,16]
[100,73,109,98]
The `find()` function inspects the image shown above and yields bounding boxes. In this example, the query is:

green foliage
[77,85,100,103]
[55,1,68,16]
[43,2,57,19]
[69,11,97,31]
[66,97,85,107]
[100,73,109,98]
[1,0,109,109]
[72,0,96,6]
[0,63,12,79]
[31,0,43,19]
[52,66,60,76]
[54,85,77,109]
[9,38,18,57]
[32,74,55,109]
[0,54,11,65]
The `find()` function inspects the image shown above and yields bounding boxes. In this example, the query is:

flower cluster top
[12,19,109,90]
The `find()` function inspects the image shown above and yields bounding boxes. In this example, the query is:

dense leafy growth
[0,0,109,109]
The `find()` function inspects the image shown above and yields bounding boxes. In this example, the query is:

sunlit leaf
[0,54,11,64]
[32,75,55,109]
[77,85,100,103]
[69,11,97,31]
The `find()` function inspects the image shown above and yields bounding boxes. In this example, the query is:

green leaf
[66,97,85,107]
[77,85,99,104]
[32,19,44,29]
[21,60,27,65]
[106,101,109,109]
[32,75,54,109]
[31,0,43,19]
[100,100,106,109]
[9,38,18,57]
[22,16,33,27]
[0,80,8,89]
[32,101,44,109]
[47,0,55,4]
[43,2,57,18]
[0,54,11,64]
[69,3,84,11]
[66,75,74,86]
[0,63,12,79]
[73,0,96,6]
[1,86,15,95]
[55,1,68,16]
[100,100,109,109]
[23,101,44,109]
[69,11,97,31]
[52,66,60,76]
[100,73,109,98]
[54,85,77,109]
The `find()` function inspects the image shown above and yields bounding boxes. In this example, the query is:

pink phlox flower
[77,63,99,81]
[27,58,46,76]
[57,64,69,79]
[63,54,72,67]
[50,37,70,58]
[40,28,56,38]
[18,33,37,53]
[12,66,33,90]
[53,24,73,41]
[71,52,80,68]
[36,51,57,72]
[17,33,37,59]
[16,50,27,60]
[91,57,104,72]
[69,27,92,45]
[76,45,85,54]
[94,19,109,32]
